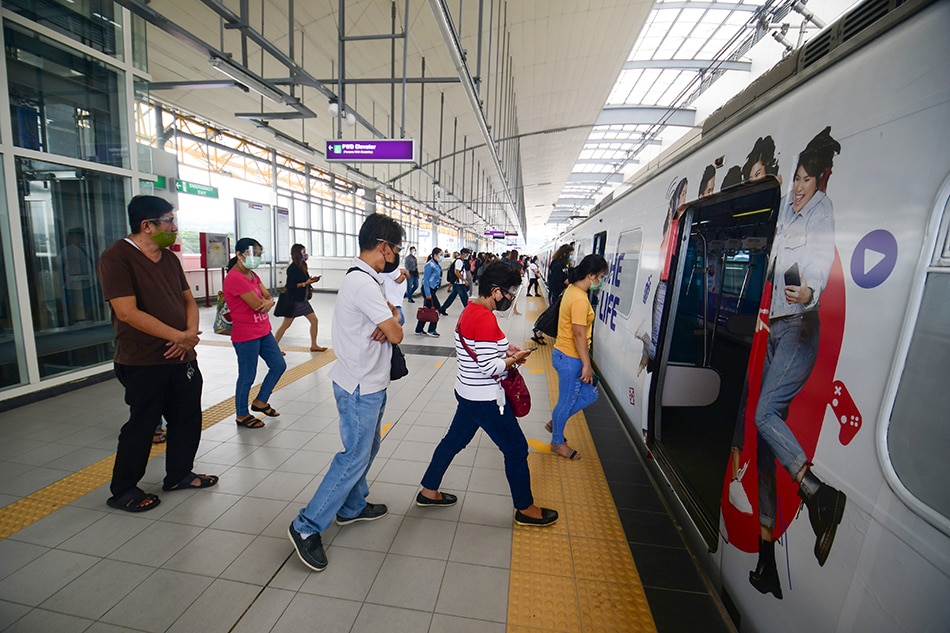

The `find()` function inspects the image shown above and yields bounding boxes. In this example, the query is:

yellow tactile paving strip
[509,296,657,633]
[0,347,336,540]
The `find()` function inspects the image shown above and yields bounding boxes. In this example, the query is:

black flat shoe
[416,491,458,507]
[514,507,558,527]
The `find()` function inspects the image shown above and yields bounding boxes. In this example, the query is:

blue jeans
[421,392,533,510]
[551,348,600,445]
[233,333,286,416]
[406,274,419,299]
[441,283,469,311]
[755,313,818,529]
[294,384,386,534]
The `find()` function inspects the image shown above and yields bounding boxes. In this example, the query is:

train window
[592,231,607,256]
[887,197,950,526]
[614,228,642,320]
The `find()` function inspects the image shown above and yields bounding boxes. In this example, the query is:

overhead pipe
[428,0,523,235]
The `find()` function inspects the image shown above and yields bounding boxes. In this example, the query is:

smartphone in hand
[783,263,801,287]
[310,275,322,283]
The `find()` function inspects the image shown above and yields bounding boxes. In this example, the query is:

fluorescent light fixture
[210,56,286,105]
[267,127,318,159]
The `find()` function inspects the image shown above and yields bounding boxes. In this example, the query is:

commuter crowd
[98,195,603,571]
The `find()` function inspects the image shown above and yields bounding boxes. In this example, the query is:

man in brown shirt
[97,195,218,512]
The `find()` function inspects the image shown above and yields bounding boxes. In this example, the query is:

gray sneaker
[287,522,327,571]
[335,502,389,526]
[425,331,440,338]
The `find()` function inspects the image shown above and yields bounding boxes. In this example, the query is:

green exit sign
[175,179,219,198]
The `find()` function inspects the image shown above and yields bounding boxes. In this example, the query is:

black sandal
[531,334,547,345]
[163,472,219,491]
[250,403,280,417]
[236,415,265,428]
[107,488,161,513]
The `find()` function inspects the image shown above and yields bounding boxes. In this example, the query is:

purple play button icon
[851,229,898,289]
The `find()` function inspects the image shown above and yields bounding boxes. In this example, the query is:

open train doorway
[649,178,782,545]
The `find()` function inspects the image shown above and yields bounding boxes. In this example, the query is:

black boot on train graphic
[798,469,846,566]
[749,537,783,599]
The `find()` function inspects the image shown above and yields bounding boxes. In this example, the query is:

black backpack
[449,259,460,282]
[534,293,563,338]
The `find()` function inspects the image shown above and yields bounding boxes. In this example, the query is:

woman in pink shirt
[223,238,286,428]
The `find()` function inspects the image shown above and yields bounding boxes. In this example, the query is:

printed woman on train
[746,127,846,600]
[638,177,688,375]
[548,254,610,460]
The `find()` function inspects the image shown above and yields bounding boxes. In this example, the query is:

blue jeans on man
[551,348,600,445]
[233,333,286,417]
[406,274,419,301]
[293,384,386,534]
[441,282,469,312]
[755,313,818,529]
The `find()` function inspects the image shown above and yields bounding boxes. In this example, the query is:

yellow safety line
[0,348,337,540]
[507,296,657,633]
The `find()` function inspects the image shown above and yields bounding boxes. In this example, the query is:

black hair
[291,243,308,274]
[721,165,743,190]
[699,164,716,196]
[797,126,841,187]
[358,213,404,251]
[568,254,608,283]
[477,261,523,297]
[127,195,173,233]
[227,237,262,270]
[663,178,688,235]
[430,247,442,257]
[742,136,780,181]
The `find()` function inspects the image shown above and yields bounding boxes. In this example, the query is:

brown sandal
[551,442,581,460]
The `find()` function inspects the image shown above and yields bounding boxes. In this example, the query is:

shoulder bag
[416,306,440,323]
[274,289,293,318]
[213,291,233,335]
[455,324,531,417]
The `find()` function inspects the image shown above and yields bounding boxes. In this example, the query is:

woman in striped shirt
[416,261,558,527]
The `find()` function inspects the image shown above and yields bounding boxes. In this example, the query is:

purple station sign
[325,139,416,163]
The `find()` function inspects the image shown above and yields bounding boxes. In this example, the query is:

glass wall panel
[6,23,127,168]
[323,232,335,257]
[293,230,310,254]
[311,232,323,256]
[293,198,308,229]
[5,0,123,58]
[131,11,148,71]
[323,206,334,232]
[0,164,23,390]
[310,202,321,229]
[16,157,126,378]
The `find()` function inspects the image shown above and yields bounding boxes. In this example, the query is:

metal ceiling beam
[596,106,696,127]
[623,59,751,72]
[567,173,623,184]
[656,2,760,11]
[428,0,523,236]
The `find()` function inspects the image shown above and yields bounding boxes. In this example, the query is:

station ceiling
[121,0,834,245]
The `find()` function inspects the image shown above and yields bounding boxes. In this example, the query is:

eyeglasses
[148,215,177,225]
[377,239,402,253]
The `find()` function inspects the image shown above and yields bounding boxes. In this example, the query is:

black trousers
[111,362,203,496]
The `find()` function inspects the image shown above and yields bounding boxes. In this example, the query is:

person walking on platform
[274,243,327,352]
[414,247,445,337]
[440,247,472,314]
[547,244,574,305]
[97,195,217,513]
[526,256,542,296]
[404,246,419,302]
[288,213,405,572]
[224,238,287,429]
[417,261,558,527]
[548,254,609,460]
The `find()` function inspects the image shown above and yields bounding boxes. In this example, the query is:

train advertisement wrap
[550,1,949,631]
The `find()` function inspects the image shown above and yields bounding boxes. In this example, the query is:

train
[543,0,949,630]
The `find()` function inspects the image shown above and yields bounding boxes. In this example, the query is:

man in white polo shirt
[288,213,405,572]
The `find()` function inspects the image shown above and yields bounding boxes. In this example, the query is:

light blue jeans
[551,348,599,445]
[233,333,286,416]
[294,383,386,534]
[755,313,817,529]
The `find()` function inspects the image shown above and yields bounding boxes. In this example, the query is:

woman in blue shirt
[414,247,445,337]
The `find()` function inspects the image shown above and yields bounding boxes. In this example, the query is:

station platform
[0,285,734,633]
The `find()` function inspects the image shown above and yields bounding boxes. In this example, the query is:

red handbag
[456,324,531,417]
[416,306,440,323]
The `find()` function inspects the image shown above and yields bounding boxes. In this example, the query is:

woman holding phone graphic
[739,127,848,600]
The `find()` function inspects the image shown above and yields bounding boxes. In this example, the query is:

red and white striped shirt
[454,303,509,401]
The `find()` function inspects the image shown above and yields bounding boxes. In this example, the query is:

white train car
[551,0,950,630]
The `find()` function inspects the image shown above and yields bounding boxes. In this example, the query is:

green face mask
[591,278,605,292]
[243,255,262,269]
[150,231,177,249]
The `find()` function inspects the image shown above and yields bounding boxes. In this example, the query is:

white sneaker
[425,331,440,338]
[728,462,753,515]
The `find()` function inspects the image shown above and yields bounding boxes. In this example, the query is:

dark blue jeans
[441,283,469,311]
[421,392,534,510]
[415,286,442,334]
[406,274,419,299]
[233,333,286,416]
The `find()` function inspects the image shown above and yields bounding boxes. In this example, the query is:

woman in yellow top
[548,254,609,459]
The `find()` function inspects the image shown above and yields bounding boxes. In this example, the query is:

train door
[648,179,782,544]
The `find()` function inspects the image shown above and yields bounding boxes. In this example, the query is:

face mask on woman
[494,289,513,312]
[243,253,262,269]
[590,276,605,291]
[301,253,308,262]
